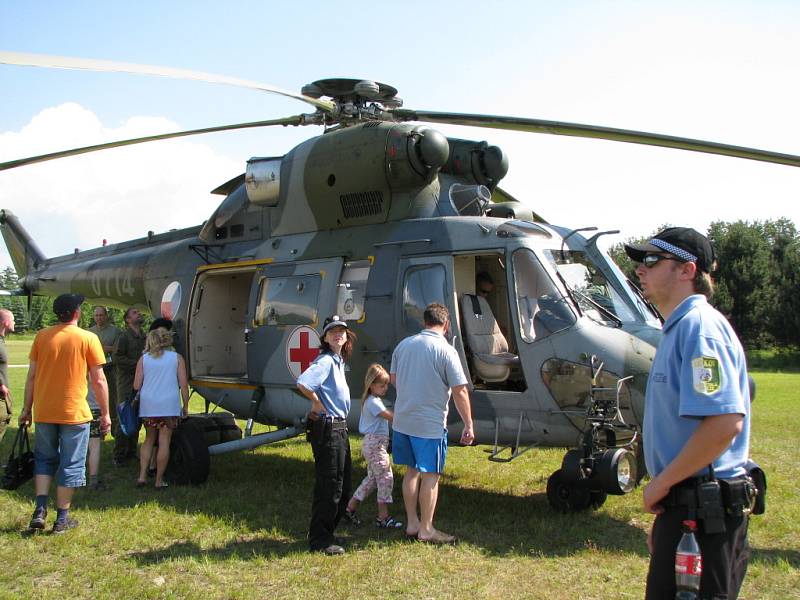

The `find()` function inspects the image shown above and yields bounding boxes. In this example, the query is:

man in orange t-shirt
[18,293,109,534]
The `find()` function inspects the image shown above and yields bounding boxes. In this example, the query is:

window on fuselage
[254,275,321,326]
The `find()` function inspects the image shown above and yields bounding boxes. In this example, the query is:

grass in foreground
[1,370,798,599]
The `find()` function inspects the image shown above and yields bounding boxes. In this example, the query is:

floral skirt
[142,416,179,430]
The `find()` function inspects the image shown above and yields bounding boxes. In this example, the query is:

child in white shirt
[344,363,403,529]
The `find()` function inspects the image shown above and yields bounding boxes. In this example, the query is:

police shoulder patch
[692,356,722,394]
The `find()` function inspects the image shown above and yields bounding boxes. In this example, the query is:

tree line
[609,218,799,349]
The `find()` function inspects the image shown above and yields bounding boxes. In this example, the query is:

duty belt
[323,416,348,430]
[663,475,756,517]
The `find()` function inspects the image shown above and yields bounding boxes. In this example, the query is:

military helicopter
[2,51,798,511]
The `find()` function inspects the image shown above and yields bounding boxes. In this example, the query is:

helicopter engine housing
[271,122,450,235]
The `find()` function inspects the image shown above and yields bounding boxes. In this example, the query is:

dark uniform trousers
[646,502,750,600]
[113,328,146,462]
[104,364,117,431]
[308,419,352,551]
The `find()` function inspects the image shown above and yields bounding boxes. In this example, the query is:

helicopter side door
[246,258,344,386]
[396,255,469,377]
[187,264,260,385]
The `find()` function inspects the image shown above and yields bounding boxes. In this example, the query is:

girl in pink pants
[345,364,403,529]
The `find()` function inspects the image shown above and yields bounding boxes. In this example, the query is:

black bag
[1,425,35,490]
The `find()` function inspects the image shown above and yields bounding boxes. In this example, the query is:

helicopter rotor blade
[0,51,336,113]
[0,115,307,172]
[397,110,800,168]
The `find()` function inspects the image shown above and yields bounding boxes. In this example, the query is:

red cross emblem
[286,326,321,379]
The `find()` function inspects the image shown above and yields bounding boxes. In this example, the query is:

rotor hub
[300,78,403,126]
[301,78,401,105]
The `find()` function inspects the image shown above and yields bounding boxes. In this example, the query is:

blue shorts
[392,430,448,473]
[33,422,90,487]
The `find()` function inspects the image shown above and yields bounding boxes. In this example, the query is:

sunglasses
[478,287,493,295]
[641,254,684,268]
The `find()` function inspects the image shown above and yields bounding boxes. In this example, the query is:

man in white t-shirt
[390,303,474,544]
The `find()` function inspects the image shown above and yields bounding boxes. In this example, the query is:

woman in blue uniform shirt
[297,315,357,555]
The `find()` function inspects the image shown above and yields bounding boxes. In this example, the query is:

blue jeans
[33,422,90,487]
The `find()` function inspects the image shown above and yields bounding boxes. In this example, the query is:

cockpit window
[544,250,637,325]
[512,249,576,343]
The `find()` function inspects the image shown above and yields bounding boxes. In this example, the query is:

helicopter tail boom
[0,209,46,279]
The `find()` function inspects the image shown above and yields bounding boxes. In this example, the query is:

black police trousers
[646,503,750,599]
[308,420,352,551]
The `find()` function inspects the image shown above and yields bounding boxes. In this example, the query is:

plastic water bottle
[675,519,702,599]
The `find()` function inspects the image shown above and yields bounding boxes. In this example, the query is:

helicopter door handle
[244,328,253,344]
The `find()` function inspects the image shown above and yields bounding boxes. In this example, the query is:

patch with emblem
[692,356,721,394]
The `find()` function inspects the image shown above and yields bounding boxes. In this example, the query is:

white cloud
[0,103,241,264]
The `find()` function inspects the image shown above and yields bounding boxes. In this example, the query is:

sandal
[417,530,457,545]
[376,516,404,529]
[343,510,362,527]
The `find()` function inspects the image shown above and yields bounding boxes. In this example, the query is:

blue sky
[1,1,799,263]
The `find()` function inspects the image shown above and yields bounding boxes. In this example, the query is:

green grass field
[1,340,798,599]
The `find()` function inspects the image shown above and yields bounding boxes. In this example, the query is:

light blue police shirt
[296,352,350,419]
[391,329,469,439]
[644,294,750,480]
[359,395,389,436]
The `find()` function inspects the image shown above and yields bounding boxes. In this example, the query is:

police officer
[625,228,752,600]
[296,316,356,555]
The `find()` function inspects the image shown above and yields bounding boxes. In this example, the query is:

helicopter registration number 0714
[90,266,136,298]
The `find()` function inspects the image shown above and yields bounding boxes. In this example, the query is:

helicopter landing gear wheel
[546,469,591,512]
[588,489,608,510]
[166,419,211,485]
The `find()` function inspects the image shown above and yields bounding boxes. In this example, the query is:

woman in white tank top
[133,327,189,489]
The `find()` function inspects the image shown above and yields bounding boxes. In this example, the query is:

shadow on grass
[7,436,797,569]
[751,546,800,568]
[131,538,304,565]
[0,437,673,562]
[4,436,656,562]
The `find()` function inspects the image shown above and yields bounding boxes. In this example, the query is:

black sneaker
[28,508,47,531]
[320,544,345,555]
[52,517,79,534]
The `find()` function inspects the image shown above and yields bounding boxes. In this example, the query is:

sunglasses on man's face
[641,254,684,268]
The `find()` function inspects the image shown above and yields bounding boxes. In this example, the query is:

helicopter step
[486,412,538,463]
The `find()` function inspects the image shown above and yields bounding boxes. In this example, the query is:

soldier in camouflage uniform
[111,307,146,466]
[88,306,121,448]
